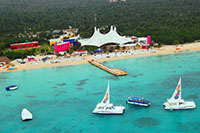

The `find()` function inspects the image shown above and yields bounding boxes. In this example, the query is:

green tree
[173,40,180,45]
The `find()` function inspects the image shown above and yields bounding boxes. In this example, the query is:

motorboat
[126,96,151,106]
[21,108,33,121]
[163,77,196,110]
[5,85,18,91]
[92,81,125,115]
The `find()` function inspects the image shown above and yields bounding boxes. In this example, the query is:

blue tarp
[94,50,103,53]
[42,57,48,61]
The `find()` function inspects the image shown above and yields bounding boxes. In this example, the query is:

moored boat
[92,81,125,115]
[5,85,18,91]
[21,108,33,121]
[126,96,151,106]
[163,77,196,110]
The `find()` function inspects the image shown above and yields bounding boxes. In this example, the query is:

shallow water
[0,51,200,132]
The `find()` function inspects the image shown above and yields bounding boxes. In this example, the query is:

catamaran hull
[163,101,196,110]
[92,111,124,115]
[92,106,125,115]
[126,101,150,107]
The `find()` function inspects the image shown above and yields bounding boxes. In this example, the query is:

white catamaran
[163,77,196,110]
[92,81,125,115]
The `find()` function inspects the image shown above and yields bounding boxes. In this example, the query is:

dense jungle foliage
[0,0,200,50]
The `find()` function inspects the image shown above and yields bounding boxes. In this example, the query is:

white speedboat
[92,81,125,115]
[163,77,196,110]
[21,108,33,121]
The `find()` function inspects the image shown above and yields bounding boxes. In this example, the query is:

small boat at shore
[163,77,196,110]
[21,108,33,121]
[126,96,151,106]
[5,85,18,91]
[92,81,125,115]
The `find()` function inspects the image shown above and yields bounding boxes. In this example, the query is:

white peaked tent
[79,26,132,47]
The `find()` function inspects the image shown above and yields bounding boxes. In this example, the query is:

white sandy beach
[1,42,200,73]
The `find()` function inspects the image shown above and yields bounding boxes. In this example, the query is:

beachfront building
[79,26,151,49]
[10,41,39,50]
[63,39,78,47]
[119,35,151,49]
[137,36,151,45]
[49,34,79,46]
[109,0,117,2]
[78,26,152,52]
[79,26,132,47]
[54,42,71,54]
[73,50,88,56]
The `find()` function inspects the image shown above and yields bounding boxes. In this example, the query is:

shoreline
[1,42,200,73]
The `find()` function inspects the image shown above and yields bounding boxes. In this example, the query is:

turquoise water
[1,51,200,132]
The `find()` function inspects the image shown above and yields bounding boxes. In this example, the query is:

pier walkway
[88,59,127,76]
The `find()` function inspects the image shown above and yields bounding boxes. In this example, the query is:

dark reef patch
[177,122,200,131]
[52,127,61,132]
[138,73,144,76]
[60,98,90,106]
[61,100,70,105]
[0,76,7,80]
[77,87,83,90]
[131,73,143,78]
[6,94,12,96]
[105,76,119,81]
[54,94,60,97]
[131,75,138,78]
[26,96,36,98]
[76,79,88,86]
[87,92,104,96]
[56,83,67,86]
[133,117,160,127]
[58,90,67,93]
[52,86,57,88]
[128,81,137,84]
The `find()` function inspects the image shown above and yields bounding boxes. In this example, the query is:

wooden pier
[88,60,127,76]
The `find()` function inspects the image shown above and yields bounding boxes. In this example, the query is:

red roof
[75,50,87,53]
[10,41,38,46]
[131,37,137,40]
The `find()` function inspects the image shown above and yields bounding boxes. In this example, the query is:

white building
[79,26,132,47]
[109,0,117,3]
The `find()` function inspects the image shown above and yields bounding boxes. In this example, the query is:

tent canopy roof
[79,26,132,47]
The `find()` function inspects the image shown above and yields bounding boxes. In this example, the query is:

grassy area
[0,45,54,60]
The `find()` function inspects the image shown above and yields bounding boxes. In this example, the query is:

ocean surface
[1,51,200,133]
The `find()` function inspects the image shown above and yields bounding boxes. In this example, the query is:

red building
[73,50,88,55]
[54,42,71,53]
[10,41,39,50]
